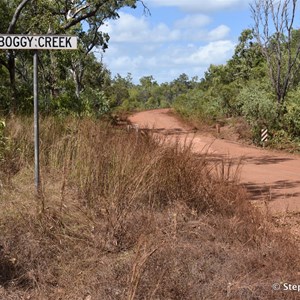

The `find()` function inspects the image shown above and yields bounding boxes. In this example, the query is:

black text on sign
[0,35,77,50]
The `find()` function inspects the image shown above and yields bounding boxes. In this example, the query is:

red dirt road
[129,109,300,213]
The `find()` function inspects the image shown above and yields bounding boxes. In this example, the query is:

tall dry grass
[0,116,299,299]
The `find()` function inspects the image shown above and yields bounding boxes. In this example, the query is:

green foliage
[16,85,34,115]
[80,88,111,117]
[237,81,277,142]
[173,89,222,122]
[213,81,242,117]
[0,1,299,151]
[50,93,80,117]
[145,97,159,109]
[48,87,111,118]
[0,0,145,115]
[109,73,132,108]
[0,72,10,113]
[229,29,265,82]
[119,98,142,111]
[238,83,275,125]
[111,73,195,112]
[283,87,300,137]
[267,129,300,152]
[172,27,297,148]
[159,99,170,108]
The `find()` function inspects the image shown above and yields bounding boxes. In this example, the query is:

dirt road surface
[129,109,300,213]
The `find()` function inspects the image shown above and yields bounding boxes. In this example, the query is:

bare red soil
[129,109,300,213]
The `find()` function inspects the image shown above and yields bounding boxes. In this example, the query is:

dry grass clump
[0,116,299,299]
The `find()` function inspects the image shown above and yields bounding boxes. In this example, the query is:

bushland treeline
[0,0,147,115]
[113,28,300,148]
[1,0,300,148]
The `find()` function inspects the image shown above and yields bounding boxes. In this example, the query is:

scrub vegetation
[0,117,299,299]
[1,1,300,150]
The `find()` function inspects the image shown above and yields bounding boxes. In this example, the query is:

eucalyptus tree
[251,0,300,108]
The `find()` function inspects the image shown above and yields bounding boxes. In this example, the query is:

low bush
[284,87,300,138]
[173,89,223,123]
[237,81,278,143]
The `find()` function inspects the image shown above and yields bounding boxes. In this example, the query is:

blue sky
[100,0,254,83]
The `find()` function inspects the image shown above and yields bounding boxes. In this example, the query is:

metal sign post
[33,50,40,191]
[0,34,77,193]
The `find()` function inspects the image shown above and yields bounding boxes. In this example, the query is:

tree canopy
[0,0,147,114]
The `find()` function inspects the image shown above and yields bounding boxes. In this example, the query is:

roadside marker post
[0,34,77,193]
[261,128,269,147]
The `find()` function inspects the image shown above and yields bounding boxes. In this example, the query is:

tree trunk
[8,51,17,114]
[74,71,82,98]
[71,63,84,99]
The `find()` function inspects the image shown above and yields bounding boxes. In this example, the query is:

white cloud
[102,40,235,82]
[207,25,231,41]
[148,0,249,13]
[159,41,235,67]
[100,10,236,82]
[105,12,180,43]
[105,12,230,44]
[187,41,235,65]
[175,14,212,28]
[183,25,230,42]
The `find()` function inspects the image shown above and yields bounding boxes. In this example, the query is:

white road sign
[0,35,77,50]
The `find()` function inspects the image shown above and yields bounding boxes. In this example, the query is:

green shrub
[237,82,277,142]
[80,88,111,117]
[118,98,142,111]
[284,88,300,137]
[50,92,80,116]
[173,89,223,122]
[268,129,300,152]
[159,99,171,108]
[145,97,160,109]
[217,82,241,116]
